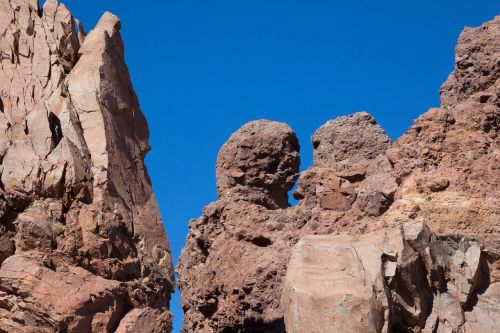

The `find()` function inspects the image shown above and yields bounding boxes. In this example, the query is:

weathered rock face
[282,221,497,333]
[0,1,173,332]
[177,120,302,332]
[386,16,500,253]
[177,114,400,332]
[177,16,499,333]
[216,120,301,210]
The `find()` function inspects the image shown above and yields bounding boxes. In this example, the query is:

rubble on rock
[0,1,173,332]
[177,16,499,333]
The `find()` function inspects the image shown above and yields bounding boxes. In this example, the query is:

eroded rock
[282,222,496,333]
[177,16,499,333]
[0,1,173,332]
[216,120,300,209]
[386,16,500,253]
[178,120,302,333]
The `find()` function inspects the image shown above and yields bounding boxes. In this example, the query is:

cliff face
[0,1,173,332]
[1,2,496,332]
[177,17,499,333]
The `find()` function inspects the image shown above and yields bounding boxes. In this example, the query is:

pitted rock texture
[311,111,392,163]
[178,120,302,333]
[177,16,499,333]
[0,1,173,332]
[216,120,300,209]
[386,16,500,253]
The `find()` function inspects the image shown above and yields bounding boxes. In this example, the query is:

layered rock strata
[0,1,173,332]
[177,16,499,332]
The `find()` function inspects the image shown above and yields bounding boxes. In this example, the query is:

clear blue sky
[60,1,498,331]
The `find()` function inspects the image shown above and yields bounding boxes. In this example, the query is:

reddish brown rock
[177,16,499,333]
[177,116,398,332]
[216,120,300,209]
[294,112,397,235]
[386,16,500,253]
[178,120,302,332]
[311,111,391,164]
[0,1,173,332]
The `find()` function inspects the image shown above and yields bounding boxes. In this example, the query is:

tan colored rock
[115,308,173,333]
[281,229,397,333]
[282,222,497,333]
[0,1,173,332]
[1,142,40,195]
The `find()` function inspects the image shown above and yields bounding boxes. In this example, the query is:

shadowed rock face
[0,1,173,332]
[177,16,499,332]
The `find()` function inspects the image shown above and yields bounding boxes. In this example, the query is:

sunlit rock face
[0,1,174,332]
[177,16,499,333]
[283,222,495,333]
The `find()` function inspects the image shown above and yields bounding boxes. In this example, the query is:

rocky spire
[0,1,173,332]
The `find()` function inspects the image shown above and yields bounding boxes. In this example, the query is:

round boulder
[216,120,300,208]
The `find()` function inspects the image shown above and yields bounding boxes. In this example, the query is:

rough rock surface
[178,120,302,332]
[0,1,173,332]
[283,221,498,333]
[386,16,500,253]
[216,120,300,210]
[177,16,499,332]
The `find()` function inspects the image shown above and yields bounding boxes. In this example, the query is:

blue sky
[60,1,499,331]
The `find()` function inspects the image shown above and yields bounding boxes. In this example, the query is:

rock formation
[177,16,499,332]
[177,120,301,332]
[282,221,496,332]
[0,1,174,332]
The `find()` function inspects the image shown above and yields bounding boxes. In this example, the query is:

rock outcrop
[177,16,499,332]
[177,120,302,332]
[0,1,173,332]
[282,221,497,332]
[386,16,500,253]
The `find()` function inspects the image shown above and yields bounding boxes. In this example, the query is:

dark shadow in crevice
[221,317,285,333]
[0,209,17,266]
[464,253,492,312]
[48,112,63,147]
[250,235,272,247]
[379,191,396,216]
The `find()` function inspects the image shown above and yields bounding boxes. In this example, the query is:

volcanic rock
[177,16,499,333]
[386,16,500,252]
[178,120,302,332]
[216,120,300,209]
[177,112,399,332]
[0,1,173,332]
[282,221,495,333]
